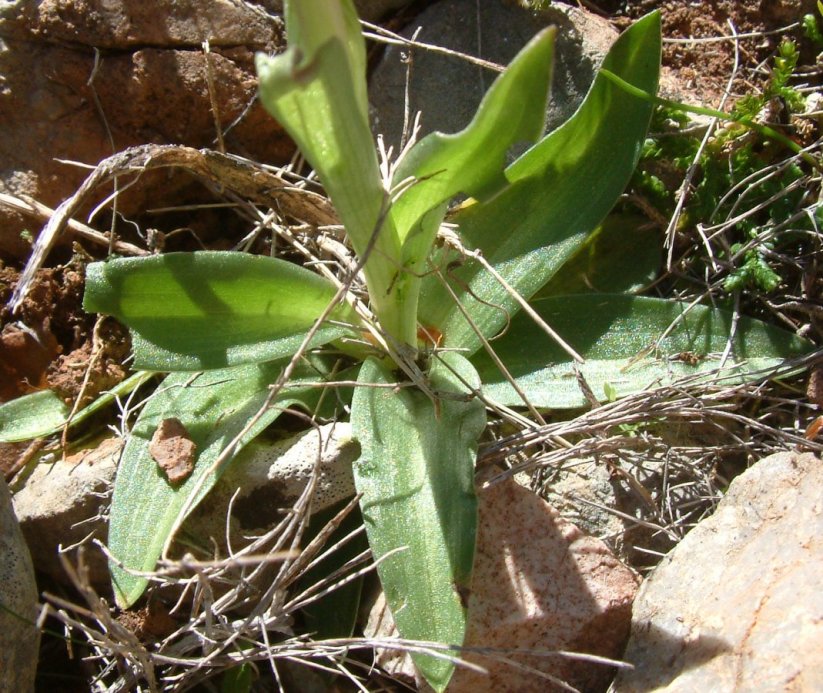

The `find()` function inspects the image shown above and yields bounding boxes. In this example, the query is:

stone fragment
[12,436,123,585]
[1,476,40,693]
[365,477,639,691]
[613,451,823,693]
[369,0,618,155]
[149,418,197,484]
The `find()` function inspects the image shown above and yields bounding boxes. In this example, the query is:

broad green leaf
[474,294,813,409]
[390,27,555,242]
[0,371,153,443]
[0,390,68,443]
[534,214,661,298]
[84,252,356,371]
[109,359,327,607]
[418,12,662,354]
[256,0,412,345]
[352,354,485,692]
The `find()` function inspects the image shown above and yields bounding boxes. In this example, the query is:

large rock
[369,0,618,153]
[613,451,823,692]
[1,476,40,693]
[0,0,292,261]
[366,477,639,691]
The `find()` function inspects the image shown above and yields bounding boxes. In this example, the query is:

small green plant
[628,36,817,298]
[0,3,812,690]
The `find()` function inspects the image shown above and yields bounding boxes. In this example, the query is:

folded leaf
[352,354,485,692]
[256,0,412,345]
[419,12,661,354]
[84,252,356,371]
[108,360,328,607]
[391,27,555,241]
[474,294,813,409]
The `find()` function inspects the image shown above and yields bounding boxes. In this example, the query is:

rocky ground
[1,1,821,691]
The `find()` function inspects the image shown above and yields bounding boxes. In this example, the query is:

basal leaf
[0,390,68,443]
[84,252,356,371]
[352,354,485,692]
[0,372,153,443]
[534,214,661,298]
[109,359,327,607]
[474,294,813,409]
[418,12,661,354]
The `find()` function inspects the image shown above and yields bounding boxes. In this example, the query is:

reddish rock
[613,451,823,693]
[0,0,293,261]
[366,478,640,691]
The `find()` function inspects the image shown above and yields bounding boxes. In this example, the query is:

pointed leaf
[84,252,356,371]
[352,354,485,692]
[419,12,662,354]
[109,360,327,607]
[256,0,412,345]
[474,294,813,409]
[390,27,555,242]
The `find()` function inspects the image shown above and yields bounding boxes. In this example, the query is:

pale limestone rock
[612,451,823,692]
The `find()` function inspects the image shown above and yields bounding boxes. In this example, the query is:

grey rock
[1,476,40,693]
[612,451,823,692]
[369,0,617,155]
[185,422,357,542]
[12,436,122,586]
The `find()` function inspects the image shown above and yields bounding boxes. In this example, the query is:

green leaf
[534,214,661,298]
[0,390,68,443]
[474,294,813,409]
[390,27,555,241]
[0,372,153,443]
[109,359,326,607]
[256,0,412,346]
[84,252,356,371]
[351,354,485,692]
[419,12,661,354]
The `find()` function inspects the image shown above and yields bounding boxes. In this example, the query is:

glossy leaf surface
[352,354,485,691]
[474,294,813,408]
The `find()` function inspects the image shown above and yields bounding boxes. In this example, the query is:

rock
[12,424,357,586]
[0,0,292,261]
[613,451,823,693]
[1,476,40,693]
[184,422,358,542]
[12,436,123,585]
[365,477,639,691]
[369,0,618,154]
[354,0,414,21]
